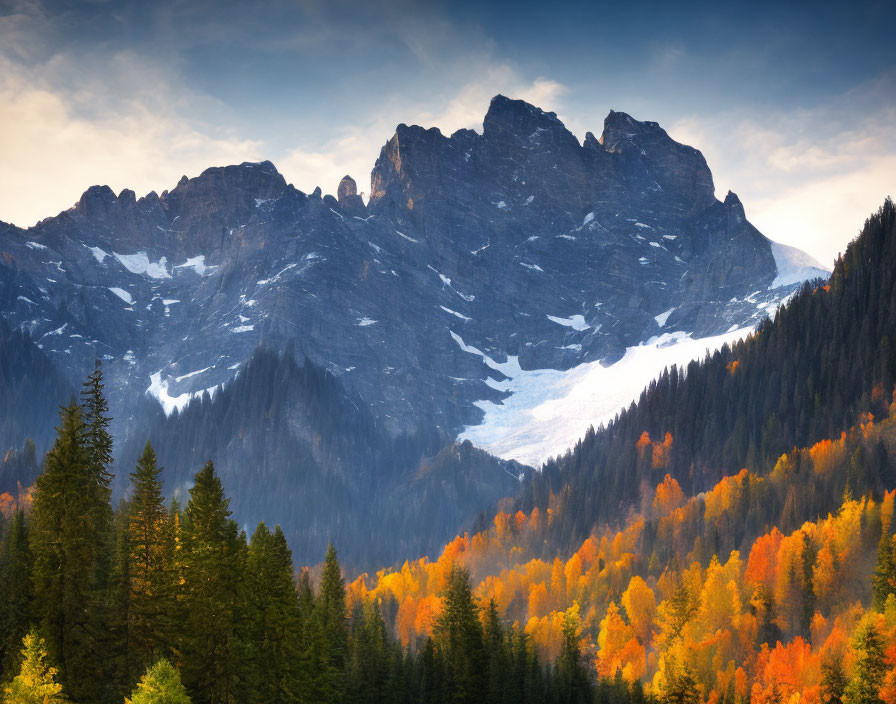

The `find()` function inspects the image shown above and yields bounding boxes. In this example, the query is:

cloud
[668,71,896,265]
[0,50,263,227]
[278,68,567,198]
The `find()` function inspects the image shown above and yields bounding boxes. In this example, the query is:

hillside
[518,199,896,554]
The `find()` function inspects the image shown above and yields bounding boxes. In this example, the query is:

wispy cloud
[668,70,896,265]
[0,52,262,226]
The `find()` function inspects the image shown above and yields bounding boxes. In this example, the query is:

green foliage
[555,603,591,704]
[0,511,32,677]
[3,630,67,704]
[179,461,245,704]
[244,523,303,704]
[127,442,175,679]
[125,659,190,704]
[433,566,486,704]
[844,620,886,704]
[29,401,111,701]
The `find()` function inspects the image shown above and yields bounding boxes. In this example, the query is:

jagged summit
[0,92,827,565]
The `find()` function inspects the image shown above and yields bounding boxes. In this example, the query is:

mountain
[360,200,896,703]
[115,347,526,565]
[517,198,896,554]
[0,95,827,563]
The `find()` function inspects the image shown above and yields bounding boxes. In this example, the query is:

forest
[0,200,895,704]
[0,367,636,704]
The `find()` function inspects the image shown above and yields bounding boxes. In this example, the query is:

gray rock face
[0,95,824,456]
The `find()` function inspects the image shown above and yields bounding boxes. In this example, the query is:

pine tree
[127,442,174,678]
[30,401,111,702]
[317,543,348,671]
[125,659,191,704]
[433,566,485,704]
[3,630,67,704]
[0,510,32,679]
[821,651,847,704]
[663,660,700,704]
[180,461,245,704]
[555,602,590,704]
[844,621,886,704]
[244,523,303,704]
[345,599,391,704]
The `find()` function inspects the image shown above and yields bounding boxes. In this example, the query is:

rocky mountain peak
[337,175,365,214]
[75,184,119,218]
[482,94,578,152]
[600,109,715,209]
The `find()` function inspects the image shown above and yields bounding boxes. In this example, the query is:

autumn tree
[125,659,190,704]
[3,630,67,704]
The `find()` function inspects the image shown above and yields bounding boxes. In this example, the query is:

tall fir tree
[554,603,591,704]
[0,510,32,679]
[433,566,486,704]
[244,523,303,704]
[30,401,112,702]
[844,620,886,704]
[127,442,175,680]
[180,461,245,704]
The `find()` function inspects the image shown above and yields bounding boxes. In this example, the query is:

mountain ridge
[0,94,829,562]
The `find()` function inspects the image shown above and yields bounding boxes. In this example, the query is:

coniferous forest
[2,202,896,704]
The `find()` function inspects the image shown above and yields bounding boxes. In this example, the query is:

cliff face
[0,94,828,562]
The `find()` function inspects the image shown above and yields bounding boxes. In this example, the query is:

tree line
[0,364,645,704]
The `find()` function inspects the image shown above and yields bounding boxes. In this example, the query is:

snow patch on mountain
[457,326,753,468]
[113,251,171,279]
[175,255,217,276]
[108,287,134,305]
[546,314,589,331]
[769,240,829,288]
[146,371,219,415]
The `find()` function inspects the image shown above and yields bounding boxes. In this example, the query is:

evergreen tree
[127,442,175,678]
[345,599,391,704]
[3,630,67,704]
[317,543,348,671]
[244,523,303,704]
[844,621,886,704]
[433,566,485,704]
[180,461,245,704]
[554,602,590,704]
[663,660,699,704]
[821,651,847,704]
[0,511,32,679]
[125,659,191,704]
[30,402,111,702]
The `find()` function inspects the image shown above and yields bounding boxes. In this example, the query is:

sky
[0,0,893,266]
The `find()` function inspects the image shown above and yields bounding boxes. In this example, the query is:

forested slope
[521,199,896,553]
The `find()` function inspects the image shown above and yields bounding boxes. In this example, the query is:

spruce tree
[821,651,847,704]
[30,402,111,702]
[0,510,32,679]
[555,603,590,704]
[180,461,245,704]
[244,523,303,704]
[127,442,174,678]
[317,543,348,671]
[433,566,485,704]
[844,621,886,704]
